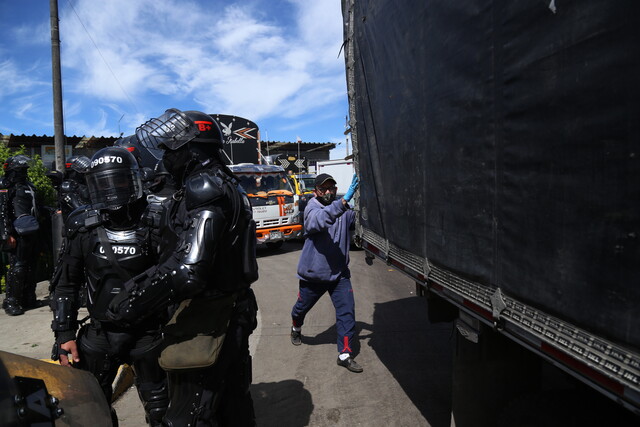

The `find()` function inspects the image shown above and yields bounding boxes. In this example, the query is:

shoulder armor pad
[60,180,77,193]
[66,207,102,237]
[185,171,225,210]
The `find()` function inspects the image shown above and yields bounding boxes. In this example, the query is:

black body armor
[10,181,38,220]
[52,204,157,327]
[109,166,257,322]
[1,174,39,315]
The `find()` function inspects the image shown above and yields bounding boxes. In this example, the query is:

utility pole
[297,136,301,173]
[345,115,350,158]
[50,0,65,173]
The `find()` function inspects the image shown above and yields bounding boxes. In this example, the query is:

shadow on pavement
[301,296,453,426]
[252,379,313,427]
[367,296,454,427]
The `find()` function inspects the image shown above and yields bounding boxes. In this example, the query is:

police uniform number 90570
[99,245,136,255]
[91,156,123,168]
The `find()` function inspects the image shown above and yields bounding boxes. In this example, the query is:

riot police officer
[1,155,40,316]
[107,109,259,426]
[50,155,91,269]
[146,158,176,200]
[59,155,91,221]
[50,146,168,426]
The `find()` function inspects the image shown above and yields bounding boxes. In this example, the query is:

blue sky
[0,0,351,159]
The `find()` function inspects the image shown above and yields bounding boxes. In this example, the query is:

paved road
[0,241,454,426]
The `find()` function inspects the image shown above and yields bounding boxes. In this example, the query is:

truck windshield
[238,173,293,195]
[299,177,315,192]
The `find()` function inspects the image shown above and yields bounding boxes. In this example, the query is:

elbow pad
[170,209,227,297]
[110,209,227,322]
[51,296,77,332]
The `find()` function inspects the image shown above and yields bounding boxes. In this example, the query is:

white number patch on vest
[91,156,124,168]
[98,245,137,255]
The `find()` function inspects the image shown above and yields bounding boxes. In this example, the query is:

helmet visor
[87,169,143,208]
[136,109,198,159]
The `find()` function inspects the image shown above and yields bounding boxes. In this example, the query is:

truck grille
[257,217,290,228]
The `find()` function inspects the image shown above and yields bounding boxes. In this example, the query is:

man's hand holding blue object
[343,174,359,203]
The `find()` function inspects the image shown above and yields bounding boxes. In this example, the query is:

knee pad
[12,258,29,270]
[163,371,213,427]
[77,337,119,401]
[7,265,27,281]
[137,382,169,426]
[77,353,118,402]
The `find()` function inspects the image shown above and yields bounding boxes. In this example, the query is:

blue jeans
[291,276,356,354]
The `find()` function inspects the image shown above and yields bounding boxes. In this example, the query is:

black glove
[106,289,134,326]
[51,341,68,361]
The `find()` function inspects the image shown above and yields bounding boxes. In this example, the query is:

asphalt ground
[0,241,454,426]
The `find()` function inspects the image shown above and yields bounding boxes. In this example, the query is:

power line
[65,0,140,115]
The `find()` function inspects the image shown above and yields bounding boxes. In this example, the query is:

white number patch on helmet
[91,156,124,168]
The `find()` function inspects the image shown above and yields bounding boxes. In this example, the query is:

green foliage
[0,143,16,167]
[0,265,8,293]
[28,154,57,207]
[0,143,57,207]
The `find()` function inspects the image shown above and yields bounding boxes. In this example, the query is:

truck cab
[229,163,303,249]
[288,173,316,219]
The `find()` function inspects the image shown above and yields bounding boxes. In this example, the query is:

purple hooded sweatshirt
[296,196,356,283]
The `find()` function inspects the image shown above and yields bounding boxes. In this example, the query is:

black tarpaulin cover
[344,0,640,349]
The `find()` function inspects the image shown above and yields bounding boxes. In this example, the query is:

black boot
[4,297,24,316]
[4,267,25,316]
[22,276,39,310]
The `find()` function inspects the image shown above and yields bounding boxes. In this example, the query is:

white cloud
[68,108,110,136]
[1,0,347,140]
[0,60,44,99]
[58,0,344,117]
[12,22,50,46]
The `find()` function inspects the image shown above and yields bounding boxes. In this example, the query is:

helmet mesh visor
[136,110,198,158]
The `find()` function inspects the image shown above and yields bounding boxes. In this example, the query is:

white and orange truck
[229,163,302,249]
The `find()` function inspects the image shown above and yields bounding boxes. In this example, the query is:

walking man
[290,172,362,372]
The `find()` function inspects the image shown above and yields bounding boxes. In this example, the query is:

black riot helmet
[4,155,32,171]
[3,155,32,182]
[65,155,91,173]
[64,155,91,182]
[135,109,223,159]
[114,134,149,166]
[86,146,143,210]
